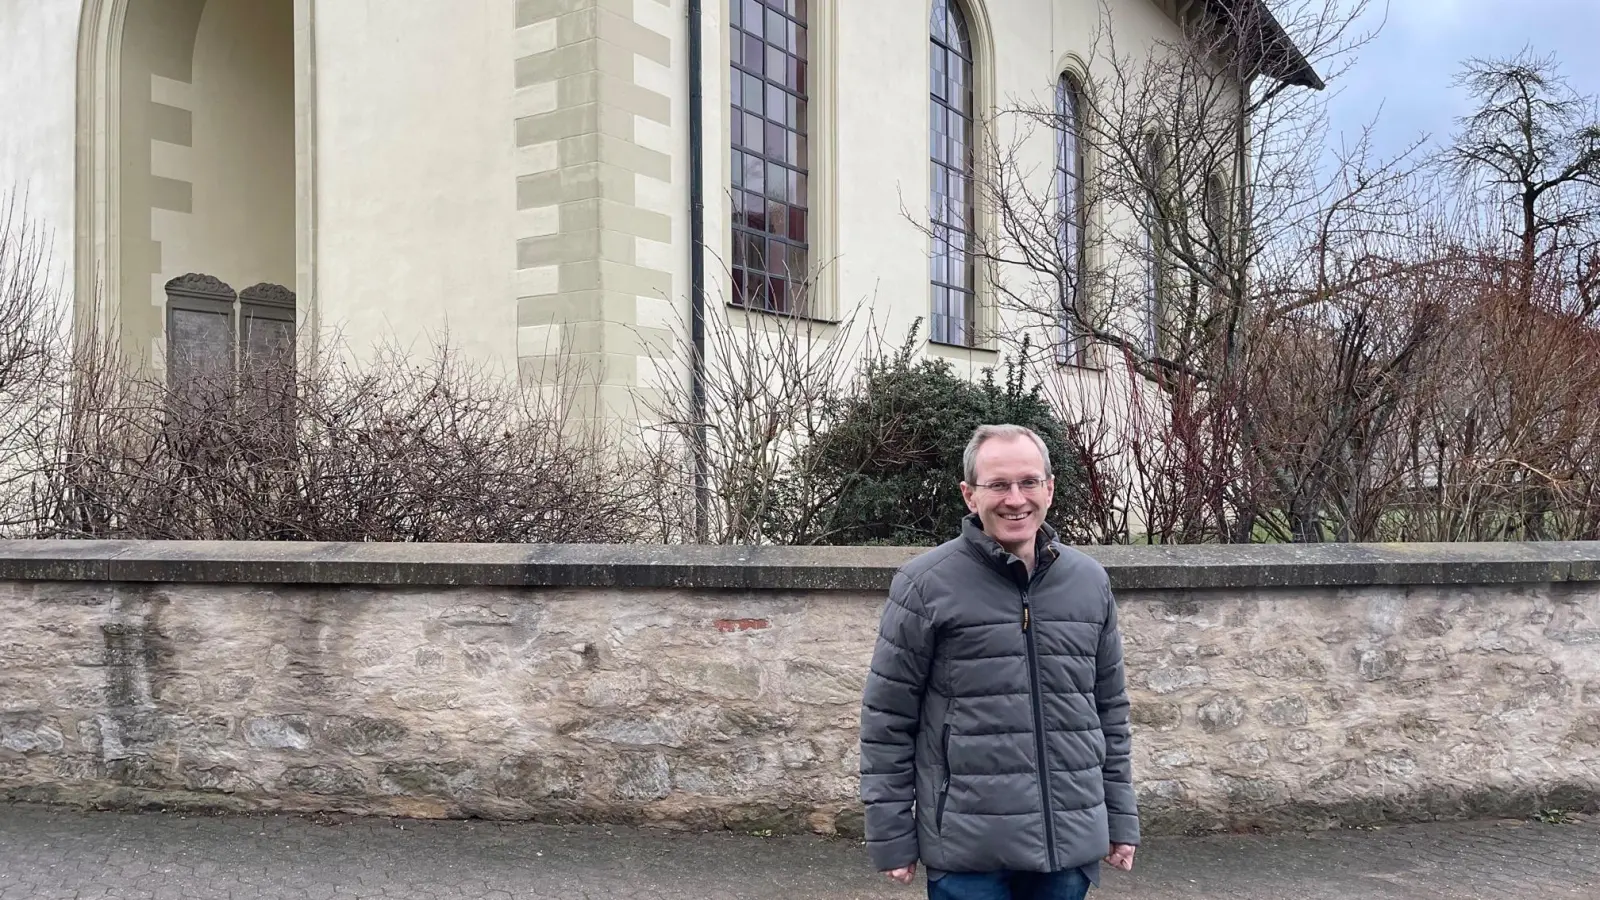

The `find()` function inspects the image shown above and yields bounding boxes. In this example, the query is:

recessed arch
[929,0,975,346]
[74,0,313,369]
[1140,130,1171,356]
[925,0,996,350]
[1055,68,1089,364]
[937,0,995,119]
[1052,50,1104,293]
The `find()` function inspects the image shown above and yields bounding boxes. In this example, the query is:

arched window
[1141,133,1168,356]
[930,0,975,346]
[1204,172,1230,281]
[730,0,810,314]
[1056,72,1087,363]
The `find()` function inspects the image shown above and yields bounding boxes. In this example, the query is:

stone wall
[1,540,1598,836]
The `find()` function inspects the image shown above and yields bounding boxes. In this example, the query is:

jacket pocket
[936,722,951,832]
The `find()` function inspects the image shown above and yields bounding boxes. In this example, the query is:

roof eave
[1207,0,1326,91]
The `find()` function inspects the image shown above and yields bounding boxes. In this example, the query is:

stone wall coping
[0,539,1597,591]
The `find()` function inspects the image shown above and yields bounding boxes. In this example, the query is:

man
[859,424,1139,900]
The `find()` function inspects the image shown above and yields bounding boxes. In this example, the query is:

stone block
[782,660,864,706]
[319,716,408,756]
[1197,695,1246,733]
[243,716,312,751]
[1355,647,1405,681]
[1145,666,1209,695]
[378,760,478,798]
[279,765,368,796]
[613,753,670,800]
[495,754,583,802]
[1260,696,1308,728]
[0,714,65,754]
[1131,701,1183,730]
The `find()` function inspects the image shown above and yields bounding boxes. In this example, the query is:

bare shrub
[0,193,66,533]
[638,282,1095,546]
[28,324,648,543]
[1387,272,1600,541]
[794,328,1086,546]
[1029,351,1260,545]
[636,289,875,545]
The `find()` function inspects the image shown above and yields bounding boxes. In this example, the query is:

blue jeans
[927,868,1092,900]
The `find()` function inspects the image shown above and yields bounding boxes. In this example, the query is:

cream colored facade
[1,0,1289,423]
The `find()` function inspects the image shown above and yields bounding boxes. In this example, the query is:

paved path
[1,803,1596,899]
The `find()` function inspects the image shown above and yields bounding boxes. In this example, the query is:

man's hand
[883,863,917,885]
[1104,843,1136,871]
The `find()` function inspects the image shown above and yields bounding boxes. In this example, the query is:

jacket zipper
[1021,581,1057,869]
[937,722,951,831]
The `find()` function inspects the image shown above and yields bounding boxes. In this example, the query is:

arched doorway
[76,0,304,371]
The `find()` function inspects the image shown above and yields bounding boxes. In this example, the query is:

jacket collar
[959,514,1060,574]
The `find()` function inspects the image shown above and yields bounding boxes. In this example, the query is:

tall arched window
[1141,133,1168,356]
[930,0,975,346]
[1204,172,1230,282]
[731,0,809,314]
[1056,72,1087,363]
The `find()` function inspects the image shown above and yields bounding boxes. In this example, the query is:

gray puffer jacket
[859,516,1139,878]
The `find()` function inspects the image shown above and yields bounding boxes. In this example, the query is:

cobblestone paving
[1,804,1596,899]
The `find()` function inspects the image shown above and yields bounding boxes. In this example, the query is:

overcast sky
[1320,0,1600,164]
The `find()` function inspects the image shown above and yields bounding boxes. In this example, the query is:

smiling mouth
[1000,512,1030,521]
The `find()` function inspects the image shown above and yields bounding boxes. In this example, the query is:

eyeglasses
[972,478,1050,495]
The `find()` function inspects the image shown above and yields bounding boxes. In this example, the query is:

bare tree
[963,0,1473,541]
[0,193,66,531]
[976,1,1398,378]
[1446,49,1600,314]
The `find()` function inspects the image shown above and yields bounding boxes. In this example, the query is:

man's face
[960,435,1055,552]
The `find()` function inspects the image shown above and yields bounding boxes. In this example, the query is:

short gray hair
[963,424,1053,484]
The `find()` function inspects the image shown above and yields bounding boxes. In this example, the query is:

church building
[0,0,1317,421]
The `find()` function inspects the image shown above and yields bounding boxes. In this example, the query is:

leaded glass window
[730,0,809,314]
[930,0,975,346]
[1142,134,1168,356]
